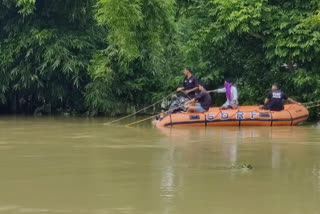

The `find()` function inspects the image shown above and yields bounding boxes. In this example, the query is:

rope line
[125,103,187,127]
[306,104,320,109]
[105,91,176,124]
[112,89,240,125]
[302,100,320,106]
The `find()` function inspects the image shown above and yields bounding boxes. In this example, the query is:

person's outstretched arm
[212,88,226,93]
[287,98,301,105]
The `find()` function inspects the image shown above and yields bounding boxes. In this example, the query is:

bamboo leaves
[0,0,319,118]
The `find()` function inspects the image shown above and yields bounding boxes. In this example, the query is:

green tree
[85,0,181,115]
[0,0,319,119]
[0,0,104,114]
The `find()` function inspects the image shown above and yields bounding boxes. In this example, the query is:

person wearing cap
[259,83,301,111]
[212,78,238,110]
[186,82,212,113]
[176,68,199,99]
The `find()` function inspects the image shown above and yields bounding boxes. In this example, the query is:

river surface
[0,116,320,214]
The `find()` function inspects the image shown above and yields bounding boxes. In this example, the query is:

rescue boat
[154,104,308,127]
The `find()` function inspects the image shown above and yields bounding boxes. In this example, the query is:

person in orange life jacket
[186,82,212,113]
[176,68,199,99]
[259,83,301,111]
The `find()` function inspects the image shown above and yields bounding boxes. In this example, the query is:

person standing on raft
[176,68,199,99]
[212,79,238,110]
[166,68,199,113]
[186,82,212,113]
[259,83,301,111]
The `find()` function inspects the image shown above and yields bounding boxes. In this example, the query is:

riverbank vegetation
[1,0,319,119]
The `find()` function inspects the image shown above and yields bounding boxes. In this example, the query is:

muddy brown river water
[0,117,320,214]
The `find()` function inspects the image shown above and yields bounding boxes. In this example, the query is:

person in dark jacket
[186,82,212,113]
[259,83,301,111]
[176,68,199,99]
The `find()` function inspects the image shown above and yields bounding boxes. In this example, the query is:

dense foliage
[0,0,103,114]
[0,0,319,119]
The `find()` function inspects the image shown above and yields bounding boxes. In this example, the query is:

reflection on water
[155,126,320,214]
[312,163,320,192]
[272,144,281,169]
[0,117,320,213]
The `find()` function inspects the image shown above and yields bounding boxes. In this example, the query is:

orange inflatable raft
[154,104,308,127]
